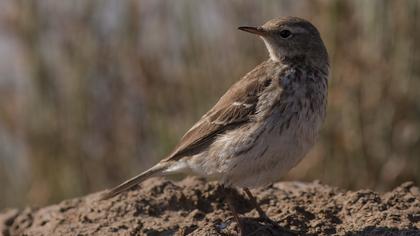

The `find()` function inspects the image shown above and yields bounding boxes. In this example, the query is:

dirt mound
[1,177,419,235]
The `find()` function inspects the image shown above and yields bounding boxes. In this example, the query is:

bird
[101,16,329,234]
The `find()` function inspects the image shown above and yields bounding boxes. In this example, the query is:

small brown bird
[102,16,329,234]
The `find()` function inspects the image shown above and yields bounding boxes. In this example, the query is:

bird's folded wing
[163,71,273,162]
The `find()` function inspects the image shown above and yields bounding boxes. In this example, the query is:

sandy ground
[0,177,419,236]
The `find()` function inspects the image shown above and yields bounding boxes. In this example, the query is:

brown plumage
[101,16,329,234]
[165,61,275,162]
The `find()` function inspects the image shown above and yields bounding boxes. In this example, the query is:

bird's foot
[254,215,297,235]
[256,213,276,224]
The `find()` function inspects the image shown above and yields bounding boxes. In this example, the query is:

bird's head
[239,16,328,67]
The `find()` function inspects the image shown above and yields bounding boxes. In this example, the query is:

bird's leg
[244,188,298,235]
[243,188,272,223]
[222,186,246,235]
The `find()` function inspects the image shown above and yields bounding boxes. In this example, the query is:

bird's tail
[100,163,168,200]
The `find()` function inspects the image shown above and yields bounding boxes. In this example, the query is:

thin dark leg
[222,186,245,235]
[244,188,297,235]
[243,188,270,220]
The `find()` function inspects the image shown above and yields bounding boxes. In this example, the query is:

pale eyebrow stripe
[289,26,308,34]
[278,22,311,34]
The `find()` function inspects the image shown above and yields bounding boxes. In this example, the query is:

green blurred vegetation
[0,0,419,208]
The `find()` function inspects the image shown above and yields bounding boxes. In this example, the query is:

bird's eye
[279,30,292,38]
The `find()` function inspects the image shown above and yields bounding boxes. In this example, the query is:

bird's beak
[238,26,267,36]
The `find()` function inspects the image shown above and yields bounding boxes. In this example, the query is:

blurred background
[0,0,419,209]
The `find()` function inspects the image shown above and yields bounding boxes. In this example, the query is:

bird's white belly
[223,121,316,187]
[185,112,322,188]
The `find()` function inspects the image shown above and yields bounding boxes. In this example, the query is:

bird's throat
[262,38,281,62]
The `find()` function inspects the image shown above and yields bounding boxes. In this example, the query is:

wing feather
[163,60,276,162]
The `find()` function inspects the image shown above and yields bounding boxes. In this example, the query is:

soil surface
[1,177,419,236]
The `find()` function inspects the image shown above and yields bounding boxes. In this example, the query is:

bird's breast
[219,76,327,187]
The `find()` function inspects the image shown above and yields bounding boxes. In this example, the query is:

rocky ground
[0,177,419,236]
